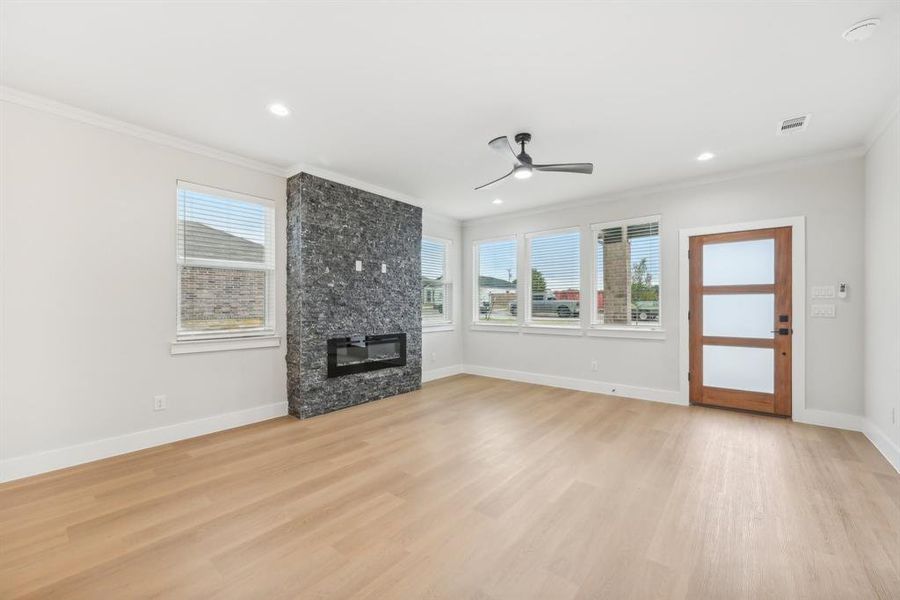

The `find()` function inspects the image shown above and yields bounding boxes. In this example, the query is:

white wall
[864,108,900,470]
[462,156,866,418]
[0,101,288,480]
[0,96,876,480]
[422,213,464,378]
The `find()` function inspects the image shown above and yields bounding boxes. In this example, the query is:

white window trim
[177,180,274,208]
[585,326,666,339]
[422,235,454,329]
[589,214,663,333]
[470,323,522,333]
[472,234,519,327]
[520,324,584,336]
[171,335,281,355]
[174,180,277,344]
[523,226,582,328]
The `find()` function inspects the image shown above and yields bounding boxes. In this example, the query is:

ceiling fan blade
[487,136,521,163]
[533,163,594,174]
[474,168,515,191]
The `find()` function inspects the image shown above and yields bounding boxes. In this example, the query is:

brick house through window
[176,183,275,338]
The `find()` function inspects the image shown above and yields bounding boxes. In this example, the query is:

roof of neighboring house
[182,220,264,262]
[478,275,516,289]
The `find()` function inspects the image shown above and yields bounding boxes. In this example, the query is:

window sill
[470,323,520,333]
[521,324,584,336]
[170,335,281,355]
[586,326,666,340]
[423,323,455,333]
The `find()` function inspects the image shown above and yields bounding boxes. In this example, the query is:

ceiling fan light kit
[513,164,533,179]
[475,132,593,190]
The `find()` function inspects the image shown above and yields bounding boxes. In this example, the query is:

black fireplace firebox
[327,333,407,378]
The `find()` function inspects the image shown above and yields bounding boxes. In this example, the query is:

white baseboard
[793,409,864,432]
[863,420,900,473]
[461,364,683,405]
[422,364,465,382]
[0,401,288,483]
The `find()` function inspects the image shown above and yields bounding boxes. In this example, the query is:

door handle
[770,328,791,335]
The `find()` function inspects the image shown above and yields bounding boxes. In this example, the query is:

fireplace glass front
[327,333,406,378]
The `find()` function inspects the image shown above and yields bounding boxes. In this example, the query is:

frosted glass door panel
[703,294,775,338]
[703,345,774,393]
[703,239,774,285]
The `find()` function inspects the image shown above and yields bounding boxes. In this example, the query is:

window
[474,237,517,324]
[525,229,581,325]
[176,182,275,339]
[421,237,452,325]
[593,217,660,327]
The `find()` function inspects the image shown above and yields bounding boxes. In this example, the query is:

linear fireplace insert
[327,333,407,378]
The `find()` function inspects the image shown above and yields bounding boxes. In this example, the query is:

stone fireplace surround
[286,173,422,418]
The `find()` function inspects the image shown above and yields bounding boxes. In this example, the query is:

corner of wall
[864,419,900,473]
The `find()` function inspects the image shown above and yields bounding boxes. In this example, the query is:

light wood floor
[1,375,898,599]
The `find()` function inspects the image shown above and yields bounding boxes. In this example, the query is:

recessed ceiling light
[843,18,880,42]
[696,152,715,161]
[492,198,503,205]
[268,103,291,117]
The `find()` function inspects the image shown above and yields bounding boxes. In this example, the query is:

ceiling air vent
[778,115,811,135]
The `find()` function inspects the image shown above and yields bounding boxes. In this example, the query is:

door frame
[678,217,806,420]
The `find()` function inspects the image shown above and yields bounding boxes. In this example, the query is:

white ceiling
[2,1,899,220]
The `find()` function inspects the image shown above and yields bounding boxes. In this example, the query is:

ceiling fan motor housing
[514,132,532,162]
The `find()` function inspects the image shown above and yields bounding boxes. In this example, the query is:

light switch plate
[811,304,836,318]
[355,260,362,272]
[381,263,387,273]
[811,285,835,298]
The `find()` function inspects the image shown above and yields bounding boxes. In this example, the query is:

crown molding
[0,85,464,224]
[462,145,866,227]
[0,86,287,177]
[422,209,463,227]
[865,94,900,152]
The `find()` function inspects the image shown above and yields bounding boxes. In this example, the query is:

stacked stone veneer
[286,173,422,418]
[602,227,631,324]
[180,266,266,326]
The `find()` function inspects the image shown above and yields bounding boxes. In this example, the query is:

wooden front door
[689,227,792,416]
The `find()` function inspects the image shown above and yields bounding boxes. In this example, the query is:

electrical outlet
[153,395,167,411]
[590,359,598,371]
[430,352,436,363]
[892,407,896,425]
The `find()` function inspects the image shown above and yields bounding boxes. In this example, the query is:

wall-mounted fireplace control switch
[355,260,362,272]
[381,263,387,273]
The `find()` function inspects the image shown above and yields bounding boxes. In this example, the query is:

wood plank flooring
[1,375,897,599]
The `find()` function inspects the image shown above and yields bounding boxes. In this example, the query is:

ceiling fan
[475,132,593,190]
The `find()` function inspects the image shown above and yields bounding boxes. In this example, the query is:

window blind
[527,230,581,322]
[421,238,451,324]
[176,183,275,337]
[476,238,517,323]
[594,218,660,326]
